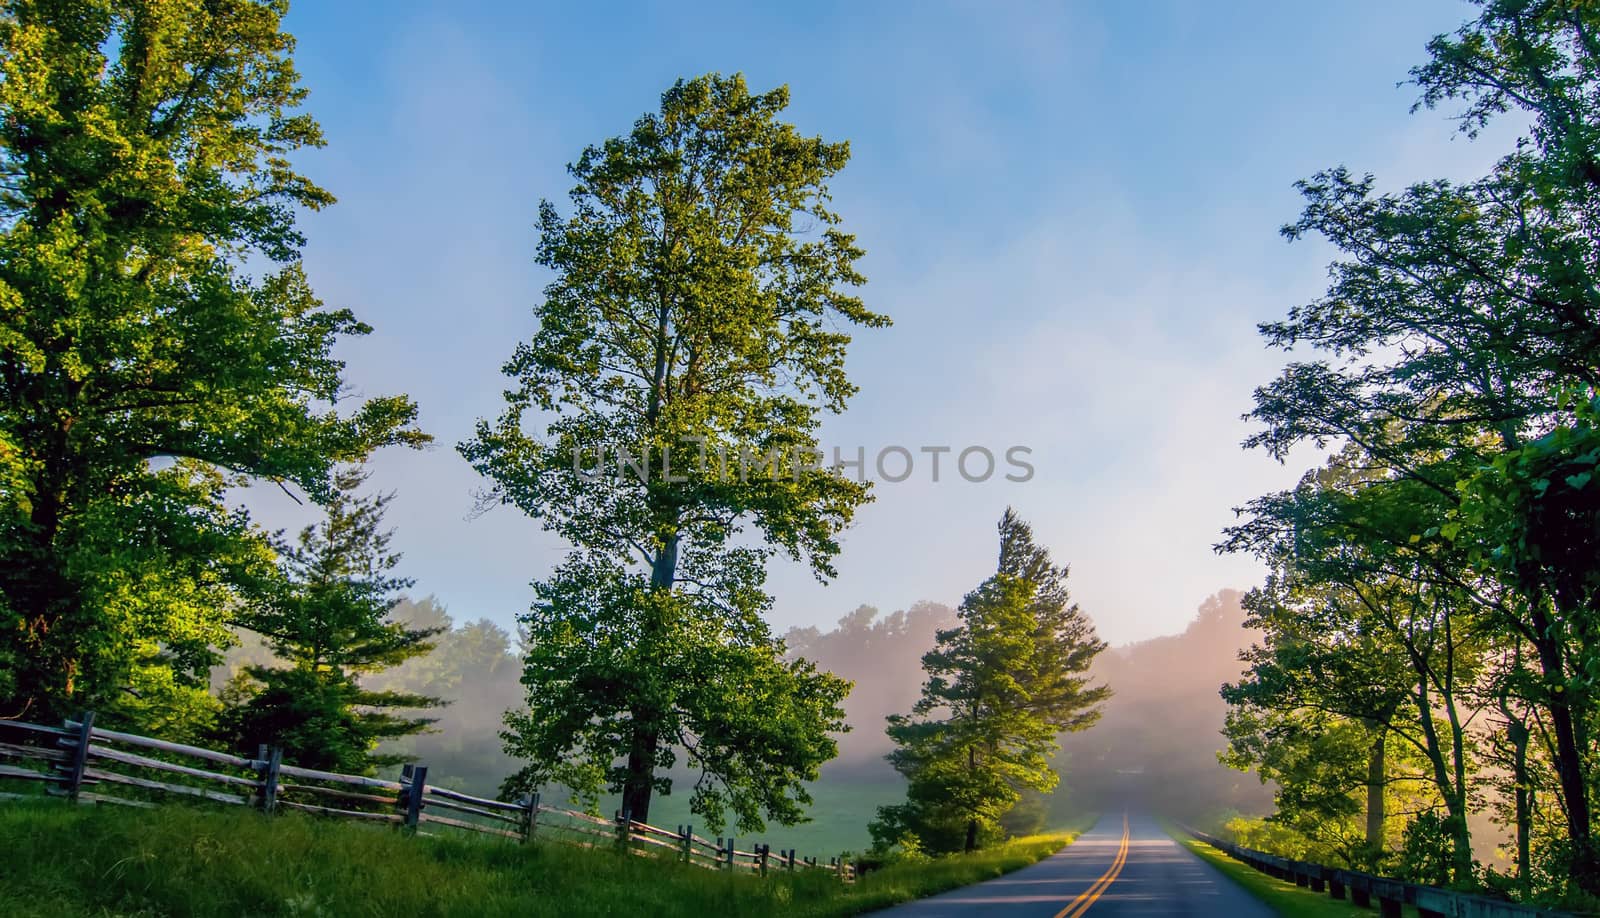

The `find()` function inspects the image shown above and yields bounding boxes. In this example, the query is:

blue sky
[248,0,1517,646]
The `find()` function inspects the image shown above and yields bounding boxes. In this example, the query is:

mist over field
[268,588,1275,845]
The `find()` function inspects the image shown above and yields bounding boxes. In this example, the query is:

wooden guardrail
[0,713,854,882]
[1181,825,1575,918]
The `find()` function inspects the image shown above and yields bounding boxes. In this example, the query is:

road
[873,812,1276,917]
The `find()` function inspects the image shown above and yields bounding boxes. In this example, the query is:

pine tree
[872,509,1108,853]
[220,466,440,774]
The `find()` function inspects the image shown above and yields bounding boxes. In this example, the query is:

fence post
[726,837,735,870]
[615,807,632,852]
[679,824,692,863]
[520,791,540,843]
[1351,875,1372,908]
[786,848,796,871]
[402,764,427,832]
[61,711,94,802]
[758,843,770,876]
[255,744,281,814]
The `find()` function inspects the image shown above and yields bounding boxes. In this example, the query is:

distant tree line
[1219,2,1600,908]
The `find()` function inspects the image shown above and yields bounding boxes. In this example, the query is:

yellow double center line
[1053,813,1130,918]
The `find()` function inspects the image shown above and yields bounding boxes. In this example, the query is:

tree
[461,74,886,829]
[219,466,439,774]
[0,0,426,728]
[871,509,1108,854]
[1223,452,1491,885]
[1221,582,1415,870]
[1236,1,1600,895]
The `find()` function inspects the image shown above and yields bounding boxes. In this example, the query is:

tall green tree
[461,74,886,829]
[1221,575,1415,870]
[1237,0,1600,895]
[871,509,1108,854]
[1224,452,1491,885]
[219,466,439,774]
[0,0,426,728]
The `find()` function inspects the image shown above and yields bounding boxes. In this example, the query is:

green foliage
[1456,390,1600,636]
[500,553,851,832]
[0,801,1077,918]
[0,0,426,729]
[1395,810,1457,888]
[1219,458,1489,878]
[872,509,1107,854]
[1222,816,1328,864]
[1224,0,1600,900]
[462,73,885,830]
[220,466,440,773]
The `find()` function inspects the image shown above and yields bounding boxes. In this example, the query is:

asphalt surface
[873,812,1278,917]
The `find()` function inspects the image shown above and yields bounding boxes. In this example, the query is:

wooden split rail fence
[0,713,854,882]
[1182,825,1574,918]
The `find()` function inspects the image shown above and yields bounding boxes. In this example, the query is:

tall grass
[0,801,1078,917]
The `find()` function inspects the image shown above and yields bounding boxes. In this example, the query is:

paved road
[873,812,1277,917]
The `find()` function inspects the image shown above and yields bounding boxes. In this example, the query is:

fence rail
[0,713,854,883]
[1181,825,1574,918]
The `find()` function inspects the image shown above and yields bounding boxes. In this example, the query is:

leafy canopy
[0,0,426,728]
[463,73,886,829]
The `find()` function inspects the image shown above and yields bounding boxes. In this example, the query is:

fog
[780,589,1272,824]
[782,601,957,778]
[1054,589,1273,823]
[215,589,1273,828]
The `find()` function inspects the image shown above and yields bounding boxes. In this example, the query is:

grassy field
[1179,836,1422,918]
[0,801,1081,917]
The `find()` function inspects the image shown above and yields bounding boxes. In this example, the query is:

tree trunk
[1508,716,1532,897]
[617,532,681,828]
[621,718,659,826]
[1439,629,1475,889]
[1411,676,1474,887]
[6,465,76,721]
[1527,601,1599,895]
[964,744,978,852]
[1364,731,1386,863]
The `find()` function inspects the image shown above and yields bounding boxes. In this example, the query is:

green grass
[1179,835,1421,918]
[0,801,1081,917]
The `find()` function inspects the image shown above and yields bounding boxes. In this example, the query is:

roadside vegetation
[0,802,1081,918]
[1179,837,1422,918]
[1217,2,1600,908]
